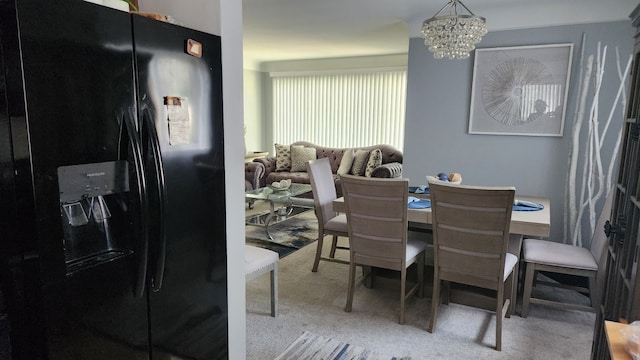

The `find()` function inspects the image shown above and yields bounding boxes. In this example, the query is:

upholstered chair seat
[523,241,597,271]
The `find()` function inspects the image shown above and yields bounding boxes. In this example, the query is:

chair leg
[364,266,373,288]
[345,256,357,313]
[270,263,278,317]
[505,271,514,319]
[521,262,535,318]
[329,235,338,258]
[507,234,522,317]
[312,232,325,272]
[496,287,503,351]
[399,268,407,325]
[443,281,450,305]
[417,253,425,298]
[509,262,518,316]
[588,273,598,310]
[428,273,440,333]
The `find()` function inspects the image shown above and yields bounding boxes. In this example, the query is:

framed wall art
[468,43,573,136]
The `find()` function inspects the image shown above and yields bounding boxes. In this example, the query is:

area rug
[245,210,318,258]
[274,331,411,360]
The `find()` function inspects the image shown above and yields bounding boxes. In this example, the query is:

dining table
[332,194,551,315]
[333,194,550,238]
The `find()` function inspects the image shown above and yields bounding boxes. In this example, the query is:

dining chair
[428,181,516,351]
[521,190,613,317]
[307,158,350,272]
[245,245,279,317]
[341,174,425,325]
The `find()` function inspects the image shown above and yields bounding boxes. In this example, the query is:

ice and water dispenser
[57,161,132,275]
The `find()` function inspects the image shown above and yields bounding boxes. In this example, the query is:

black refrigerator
[0,0,228,359]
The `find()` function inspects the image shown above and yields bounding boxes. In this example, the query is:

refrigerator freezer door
[132,15,228,359]
[2,0,151,357]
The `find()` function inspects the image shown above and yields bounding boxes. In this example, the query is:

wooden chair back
[429,182,515,290]
[341,175,409,272]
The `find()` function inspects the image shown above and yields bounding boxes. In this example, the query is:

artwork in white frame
[468,44,573,137]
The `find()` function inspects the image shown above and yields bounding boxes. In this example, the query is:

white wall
[243,69,265,154]
[138,0,220,34]
[219,1,246,358]
[138,0,246,358]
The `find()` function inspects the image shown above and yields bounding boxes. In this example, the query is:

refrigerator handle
[122,109,149,298]
[142,108,167,292]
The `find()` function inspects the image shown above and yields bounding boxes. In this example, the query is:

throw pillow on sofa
[351,149,370,176]
[275,143,291,171]
[290,145,316,171]
[365,148,382,177]
[337,149,355,175]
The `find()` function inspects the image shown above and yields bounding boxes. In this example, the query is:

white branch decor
[566,39,632,246]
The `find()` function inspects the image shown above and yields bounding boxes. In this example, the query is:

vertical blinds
[271,70,407,150]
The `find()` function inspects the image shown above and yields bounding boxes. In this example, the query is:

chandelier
[420,0,487,60]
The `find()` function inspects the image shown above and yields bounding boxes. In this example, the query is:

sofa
[253,141,403,197]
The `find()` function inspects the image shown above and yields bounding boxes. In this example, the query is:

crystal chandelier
[420,0,487,60]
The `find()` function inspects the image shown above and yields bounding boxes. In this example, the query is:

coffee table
[245,183,313,241]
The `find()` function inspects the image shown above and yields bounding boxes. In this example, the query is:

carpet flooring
[246,235,596,360]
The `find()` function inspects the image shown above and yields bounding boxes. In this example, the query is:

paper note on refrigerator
[164,96,191,145]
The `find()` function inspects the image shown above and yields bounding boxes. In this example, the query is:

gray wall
[404,21,633,243]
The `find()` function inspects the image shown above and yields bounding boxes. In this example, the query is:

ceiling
[242,0,637,69]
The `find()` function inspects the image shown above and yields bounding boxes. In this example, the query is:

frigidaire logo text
[86,172,106,177]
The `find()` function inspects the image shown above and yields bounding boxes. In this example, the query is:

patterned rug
[274,331,411,360]
[245,210,318,258]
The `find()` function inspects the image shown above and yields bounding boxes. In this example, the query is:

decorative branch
[573,44,606,247]
[565,33,588,241]
[567,50,593,245]
[567,40,632,246]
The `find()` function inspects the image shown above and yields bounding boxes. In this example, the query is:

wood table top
[605,320,634,360]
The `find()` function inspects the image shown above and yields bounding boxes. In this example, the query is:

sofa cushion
[371,162,403,178]
[275,143,291,171]
[337,149,355,175]
[256,142,403,190]
[365,148,382,177]
[267,171,312,185]
[290,145,316,172]
[351,149,370,176]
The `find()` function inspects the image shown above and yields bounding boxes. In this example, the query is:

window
[271,70,406,150]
